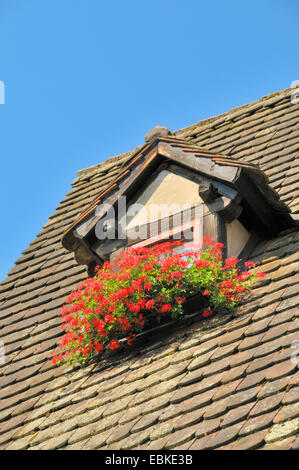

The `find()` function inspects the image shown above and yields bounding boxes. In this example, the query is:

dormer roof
[62,129,295,272]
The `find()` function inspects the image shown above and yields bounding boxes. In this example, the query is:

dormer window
[62,126,295,275]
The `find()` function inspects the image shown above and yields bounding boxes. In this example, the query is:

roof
[0,87,298,450]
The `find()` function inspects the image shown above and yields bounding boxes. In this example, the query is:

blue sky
[0,0,298,281]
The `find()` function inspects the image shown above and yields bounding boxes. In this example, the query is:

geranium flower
[52,239,262,367]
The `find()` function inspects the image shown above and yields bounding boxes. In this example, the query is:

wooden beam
[234,172,287,235]
[157,142,240,184]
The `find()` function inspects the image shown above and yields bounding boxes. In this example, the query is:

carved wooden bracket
[198,181,220,203]
[198,181,243,223]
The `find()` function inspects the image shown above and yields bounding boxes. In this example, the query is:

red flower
[203,308,213,318]
[224,256,239,268]
[220,280,234,288]
[108,340,120,350]
[160,303,172,313]
[144,282,153,290]
[127,334,136,346]
[234,286,245,293]
[256,272,266,278]
[195,259,209,269]
[203,236,213,245]
[94,341,103,353]
[104,314,115,323]
[245,261,254,268]
[215,242,225,248]
[52,238,263,367]
[145,299,156,309]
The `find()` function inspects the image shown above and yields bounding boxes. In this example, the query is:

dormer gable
[62,126,295,275]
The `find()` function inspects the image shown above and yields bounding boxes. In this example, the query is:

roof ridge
[174,87,295,135]
[74,87,295,183]
[75,146,144,180]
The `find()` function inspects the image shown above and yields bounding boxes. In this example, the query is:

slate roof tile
[220,430,268,450]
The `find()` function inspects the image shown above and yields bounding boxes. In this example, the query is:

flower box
[52,238,264,367]
[182,292,209,316]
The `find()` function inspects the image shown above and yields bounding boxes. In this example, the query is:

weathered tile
[220,430,267,450]
[265,418,299,443]
[239,411,277,437]
[273,402,299,423]
[249,393,284,417]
